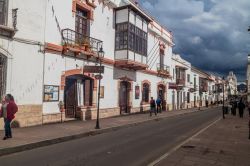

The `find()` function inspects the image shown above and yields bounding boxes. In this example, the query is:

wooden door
[158,85,166,111]
[194,96,196,107]
[65,79,77,118]
[119,81,130,114]
[84,79,92,106]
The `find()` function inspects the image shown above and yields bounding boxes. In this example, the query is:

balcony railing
[61,28,103,54]
[157,63,170,74]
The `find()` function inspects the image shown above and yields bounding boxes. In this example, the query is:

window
[115,23,128,50]
[142,83,150,103]
[75,8,89,36]
[160,52,164,70]
[187,92,190,103]
[116,22,147,56]
[173,69,175,79]
[194,77,196,86]
[0,0,8,25]
[187,74,190,82]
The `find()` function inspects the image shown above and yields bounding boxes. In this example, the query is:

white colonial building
[0,0,226,129]
[0,0,176,128]
[226,71,238,97]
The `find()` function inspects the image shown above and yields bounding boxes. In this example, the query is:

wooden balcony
[61,28,103,58]
[114,59,148,70]
[157,63,170,78]
[176,78,185,87]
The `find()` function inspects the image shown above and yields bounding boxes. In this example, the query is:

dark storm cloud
[141,0,250,81]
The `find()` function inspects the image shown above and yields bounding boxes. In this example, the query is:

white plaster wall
[100,65,118,108]
[43,53,65,114]
[115,50,127,59]
[4,41,44,105]
[1,0,47,105]
[91,3,115,60]
[116,9,128,23]
[45,0,74,45]
[11,0,47,42]
[147,33,159,71]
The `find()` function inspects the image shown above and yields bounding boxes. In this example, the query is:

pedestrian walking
[2,94,18,140]
[156,96,162,113]
[232,100,237,116]
[206,100,208,107]
[150,97,157,116]
[238,98,245,118]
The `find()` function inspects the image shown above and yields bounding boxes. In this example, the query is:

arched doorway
[119,81,131,114]
[157,84,166,111]
[64,74,94,118]
[0,54,7,98]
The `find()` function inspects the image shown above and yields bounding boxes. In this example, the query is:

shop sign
[95,74,103,80]
[189,88,195,92]
[84,66,104,73]
[168,83,177,89]
[135,85,140,99]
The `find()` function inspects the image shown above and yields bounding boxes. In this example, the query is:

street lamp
[222,76,225,119]
[95,46,104,129]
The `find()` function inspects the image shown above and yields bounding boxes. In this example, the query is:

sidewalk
[0,106,211,156]
[157,113,250,166]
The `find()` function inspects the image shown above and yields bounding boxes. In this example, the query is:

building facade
[226,71,238,97]
[0,0,226,129]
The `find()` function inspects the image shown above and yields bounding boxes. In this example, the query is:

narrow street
[0,108,220,166]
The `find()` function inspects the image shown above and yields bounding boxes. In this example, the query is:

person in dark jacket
[3,94,18,140]
[150,97,157,116]
[238,99,245,118]
[156,96,162,113]
[232,100,237,116]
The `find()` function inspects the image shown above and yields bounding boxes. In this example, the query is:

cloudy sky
[140,0,250,82]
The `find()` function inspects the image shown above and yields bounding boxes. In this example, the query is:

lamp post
[95,46,104,129]
[222,76,225,119]
[248,26,250,139]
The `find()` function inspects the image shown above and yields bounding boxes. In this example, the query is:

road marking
[148,117,221,166]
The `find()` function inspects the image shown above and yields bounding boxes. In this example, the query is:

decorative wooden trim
[60,68,97,90]
[72,0,95,20]
[45,43,63,54]
[45,43,172,79]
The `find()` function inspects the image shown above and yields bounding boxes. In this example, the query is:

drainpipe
[41,0,48,125]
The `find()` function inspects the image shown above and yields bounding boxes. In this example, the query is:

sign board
[83,66,104,73]
[168,83,177,89]
[44,85,59,102]
[95,74,103,80]
[135,85,140,99]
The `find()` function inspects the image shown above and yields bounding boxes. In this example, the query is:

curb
[0,107,217,157]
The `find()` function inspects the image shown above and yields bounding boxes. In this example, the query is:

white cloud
[190,36,202,44]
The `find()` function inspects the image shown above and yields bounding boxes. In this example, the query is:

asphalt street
[0,108,221,166]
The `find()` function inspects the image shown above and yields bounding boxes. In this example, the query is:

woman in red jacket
[3,94,18,140]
